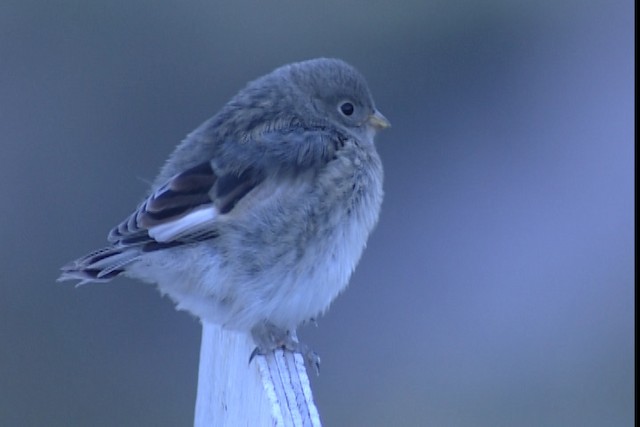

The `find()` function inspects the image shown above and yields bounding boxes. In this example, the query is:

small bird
[59,58,389,369]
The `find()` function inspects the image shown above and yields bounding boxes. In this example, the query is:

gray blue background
[1,1,634,426]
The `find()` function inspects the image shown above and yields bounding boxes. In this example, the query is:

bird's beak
[368,110,391,130]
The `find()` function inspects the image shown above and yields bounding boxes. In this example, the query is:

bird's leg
[249,321,321,375]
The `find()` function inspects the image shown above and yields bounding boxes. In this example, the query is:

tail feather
[58,246,140,285]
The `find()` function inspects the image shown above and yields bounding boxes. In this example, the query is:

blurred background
[0,0,633,426]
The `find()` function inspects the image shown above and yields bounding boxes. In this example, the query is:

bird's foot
[249,321,321,375]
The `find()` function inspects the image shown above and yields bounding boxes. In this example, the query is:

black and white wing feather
[59,160,262,283]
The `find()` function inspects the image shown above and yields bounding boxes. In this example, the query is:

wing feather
[107,161,260,249]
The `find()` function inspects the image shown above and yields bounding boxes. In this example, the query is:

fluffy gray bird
[59,58,389,368]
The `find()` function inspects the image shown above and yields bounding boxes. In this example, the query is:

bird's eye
[339,102,355,116]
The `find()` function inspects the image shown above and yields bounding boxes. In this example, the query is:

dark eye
[339,102,354,116]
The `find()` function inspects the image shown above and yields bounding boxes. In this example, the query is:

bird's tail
[58,246,140,286]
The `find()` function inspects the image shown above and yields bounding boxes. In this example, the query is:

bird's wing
[108,160,261,249]
[107,125,342,251]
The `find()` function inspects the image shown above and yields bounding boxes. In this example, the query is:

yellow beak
[368,110,391,130]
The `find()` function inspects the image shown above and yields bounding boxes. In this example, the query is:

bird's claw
[249,321,321,375]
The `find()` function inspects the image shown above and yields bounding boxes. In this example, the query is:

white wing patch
[148,206,219,242]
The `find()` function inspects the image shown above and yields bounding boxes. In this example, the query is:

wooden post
[194,322,321,426]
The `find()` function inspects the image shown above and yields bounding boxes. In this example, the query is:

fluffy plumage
[59,58,389,359]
